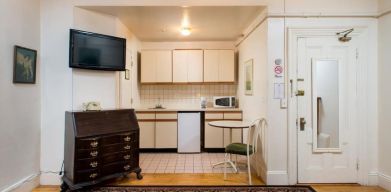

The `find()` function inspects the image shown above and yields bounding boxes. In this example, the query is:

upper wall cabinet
[141,50,172,83]
[204,50,235,82]
[173,50,203,83]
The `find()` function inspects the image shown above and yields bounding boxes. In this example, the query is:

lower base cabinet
[205,121,224,148]
[136,110,242,150]
[139,121,155,148]
[155,121,178,148]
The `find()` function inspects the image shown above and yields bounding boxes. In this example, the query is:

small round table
[208,120,253,172]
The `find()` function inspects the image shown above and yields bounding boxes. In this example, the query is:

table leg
[212,128,238,173]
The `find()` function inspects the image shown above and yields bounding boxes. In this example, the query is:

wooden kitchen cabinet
[139,121,155,148]
[204,50,235,82]
[204,111,243,149]
[223,112,243,147]
[173,50,203,83]
[137,111,178,149]
[141,50,172,83]
[204,121,224,148]
[155,121,178,148]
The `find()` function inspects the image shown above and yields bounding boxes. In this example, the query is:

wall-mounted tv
[69,29,126,71]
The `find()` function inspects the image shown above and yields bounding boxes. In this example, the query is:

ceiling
[81,6,265,42]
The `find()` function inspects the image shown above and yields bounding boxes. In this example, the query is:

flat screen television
[69,29,126,71]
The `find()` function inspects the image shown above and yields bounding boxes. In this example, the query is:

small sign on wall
[274,83,285,99]
[274,59,284,78]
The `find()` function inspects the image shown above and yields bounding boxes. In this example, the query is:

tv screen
[69,29,126,71]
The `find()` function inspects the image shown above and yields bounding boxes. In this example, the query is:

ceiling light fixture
[180,27,191,36]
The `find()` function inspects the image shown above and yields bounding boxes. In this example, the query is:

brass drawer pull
[124,145,131,150]
[90,161,98,168]
[124,136,131,142]
[90,141,98,148]
[124,165,131,170]
[89,173,98,179]
[90,151,98,157]
[124,155,131,160]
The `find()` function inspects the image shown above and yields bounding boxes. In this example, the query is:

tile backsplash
[140,84,237,108]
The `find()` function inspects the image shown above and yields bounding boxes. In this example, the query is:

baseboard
[39,173,62,186]
[378,172,391,191]
[266,170,289,185]
[368,171,378,186]
[1,174,40,192]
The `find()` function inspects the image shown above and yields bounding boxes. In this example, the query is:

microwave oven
[213,96,236,108]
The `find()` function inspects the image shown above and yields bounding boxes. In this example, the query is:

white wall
[117,16,141,109]
[237,18,268,182]
[72,8,119,110]
[378,1,391,189]
[40,1,140,184]
[0,0,41,191]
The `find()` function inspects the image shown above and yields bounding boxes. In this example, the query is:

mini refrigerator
[178,112,201,153]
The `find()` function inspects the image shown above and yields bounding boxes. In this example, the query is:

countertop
[135,107,242,112]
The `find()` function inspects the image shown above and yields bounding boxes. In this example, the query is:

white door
[297,37,358,183]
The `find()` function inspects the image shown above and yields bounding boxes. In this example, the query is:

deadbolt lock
[296,90,305,96]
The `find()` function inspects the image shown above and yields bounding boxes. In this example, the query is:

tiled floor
[140,153,249,174]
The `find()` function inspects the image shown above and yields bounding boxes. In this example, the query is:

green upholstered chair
[223,118,267,185]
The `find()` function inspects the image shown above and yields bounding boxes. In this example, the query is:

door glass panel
[312,59,340,151]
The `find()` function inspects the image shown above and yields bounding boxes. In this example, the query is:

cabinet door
[155,121,178,148]
[173,50,188,83]
[219,50,235,82]
[141,51,156,83]
[204,121,224,148]
[156,50,172,82]
[139,121,155,148]
[187,50,204,82]
[203,50,219,82]
[223,129,242,147]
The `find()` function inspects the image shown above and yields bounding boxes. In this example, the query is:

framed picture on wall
[13,45,37,84]
[244,59,253,95]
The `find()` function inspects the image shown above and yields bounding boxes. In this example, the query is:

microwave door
[216,98,230,107]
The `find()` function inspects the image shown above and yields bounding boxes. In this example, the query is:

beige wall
[378,4,391,190]
[237,18,268,182]
[0,0,41,191]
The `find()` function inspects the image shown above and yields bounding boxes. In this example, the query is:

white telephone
[83,102,102,111]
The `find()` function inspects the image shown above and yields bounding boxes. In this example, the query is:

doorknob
[299,118,306,131]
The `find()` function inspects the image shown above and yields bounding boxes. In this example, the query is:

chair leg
[224,153,228,180]
[247,154,252,185]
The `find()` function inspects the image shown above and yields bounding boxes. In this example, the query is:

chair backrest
[246,118,267,156]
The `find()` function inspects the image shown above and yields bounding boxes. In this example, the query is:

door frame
[287,27,370,185]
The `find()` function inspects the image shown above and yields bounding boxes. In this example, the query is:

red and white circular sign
[274,66,283,75]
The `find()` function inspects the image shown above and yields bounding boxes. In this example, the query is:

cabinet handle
[124,165,131,170]
[124,136,131,142]
[90,141,98,148]
[89,173,98,179]
[90,151,98,157]
[124,145,131,150]
[90,161,98,168]
[124,155,131,160]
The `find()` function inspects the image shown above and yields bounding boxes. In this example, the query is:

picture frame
[13,45,37,84]
[244,59,254,95]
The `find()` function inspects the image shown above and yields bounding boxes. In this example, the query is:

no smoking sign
[274,65,283,77]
